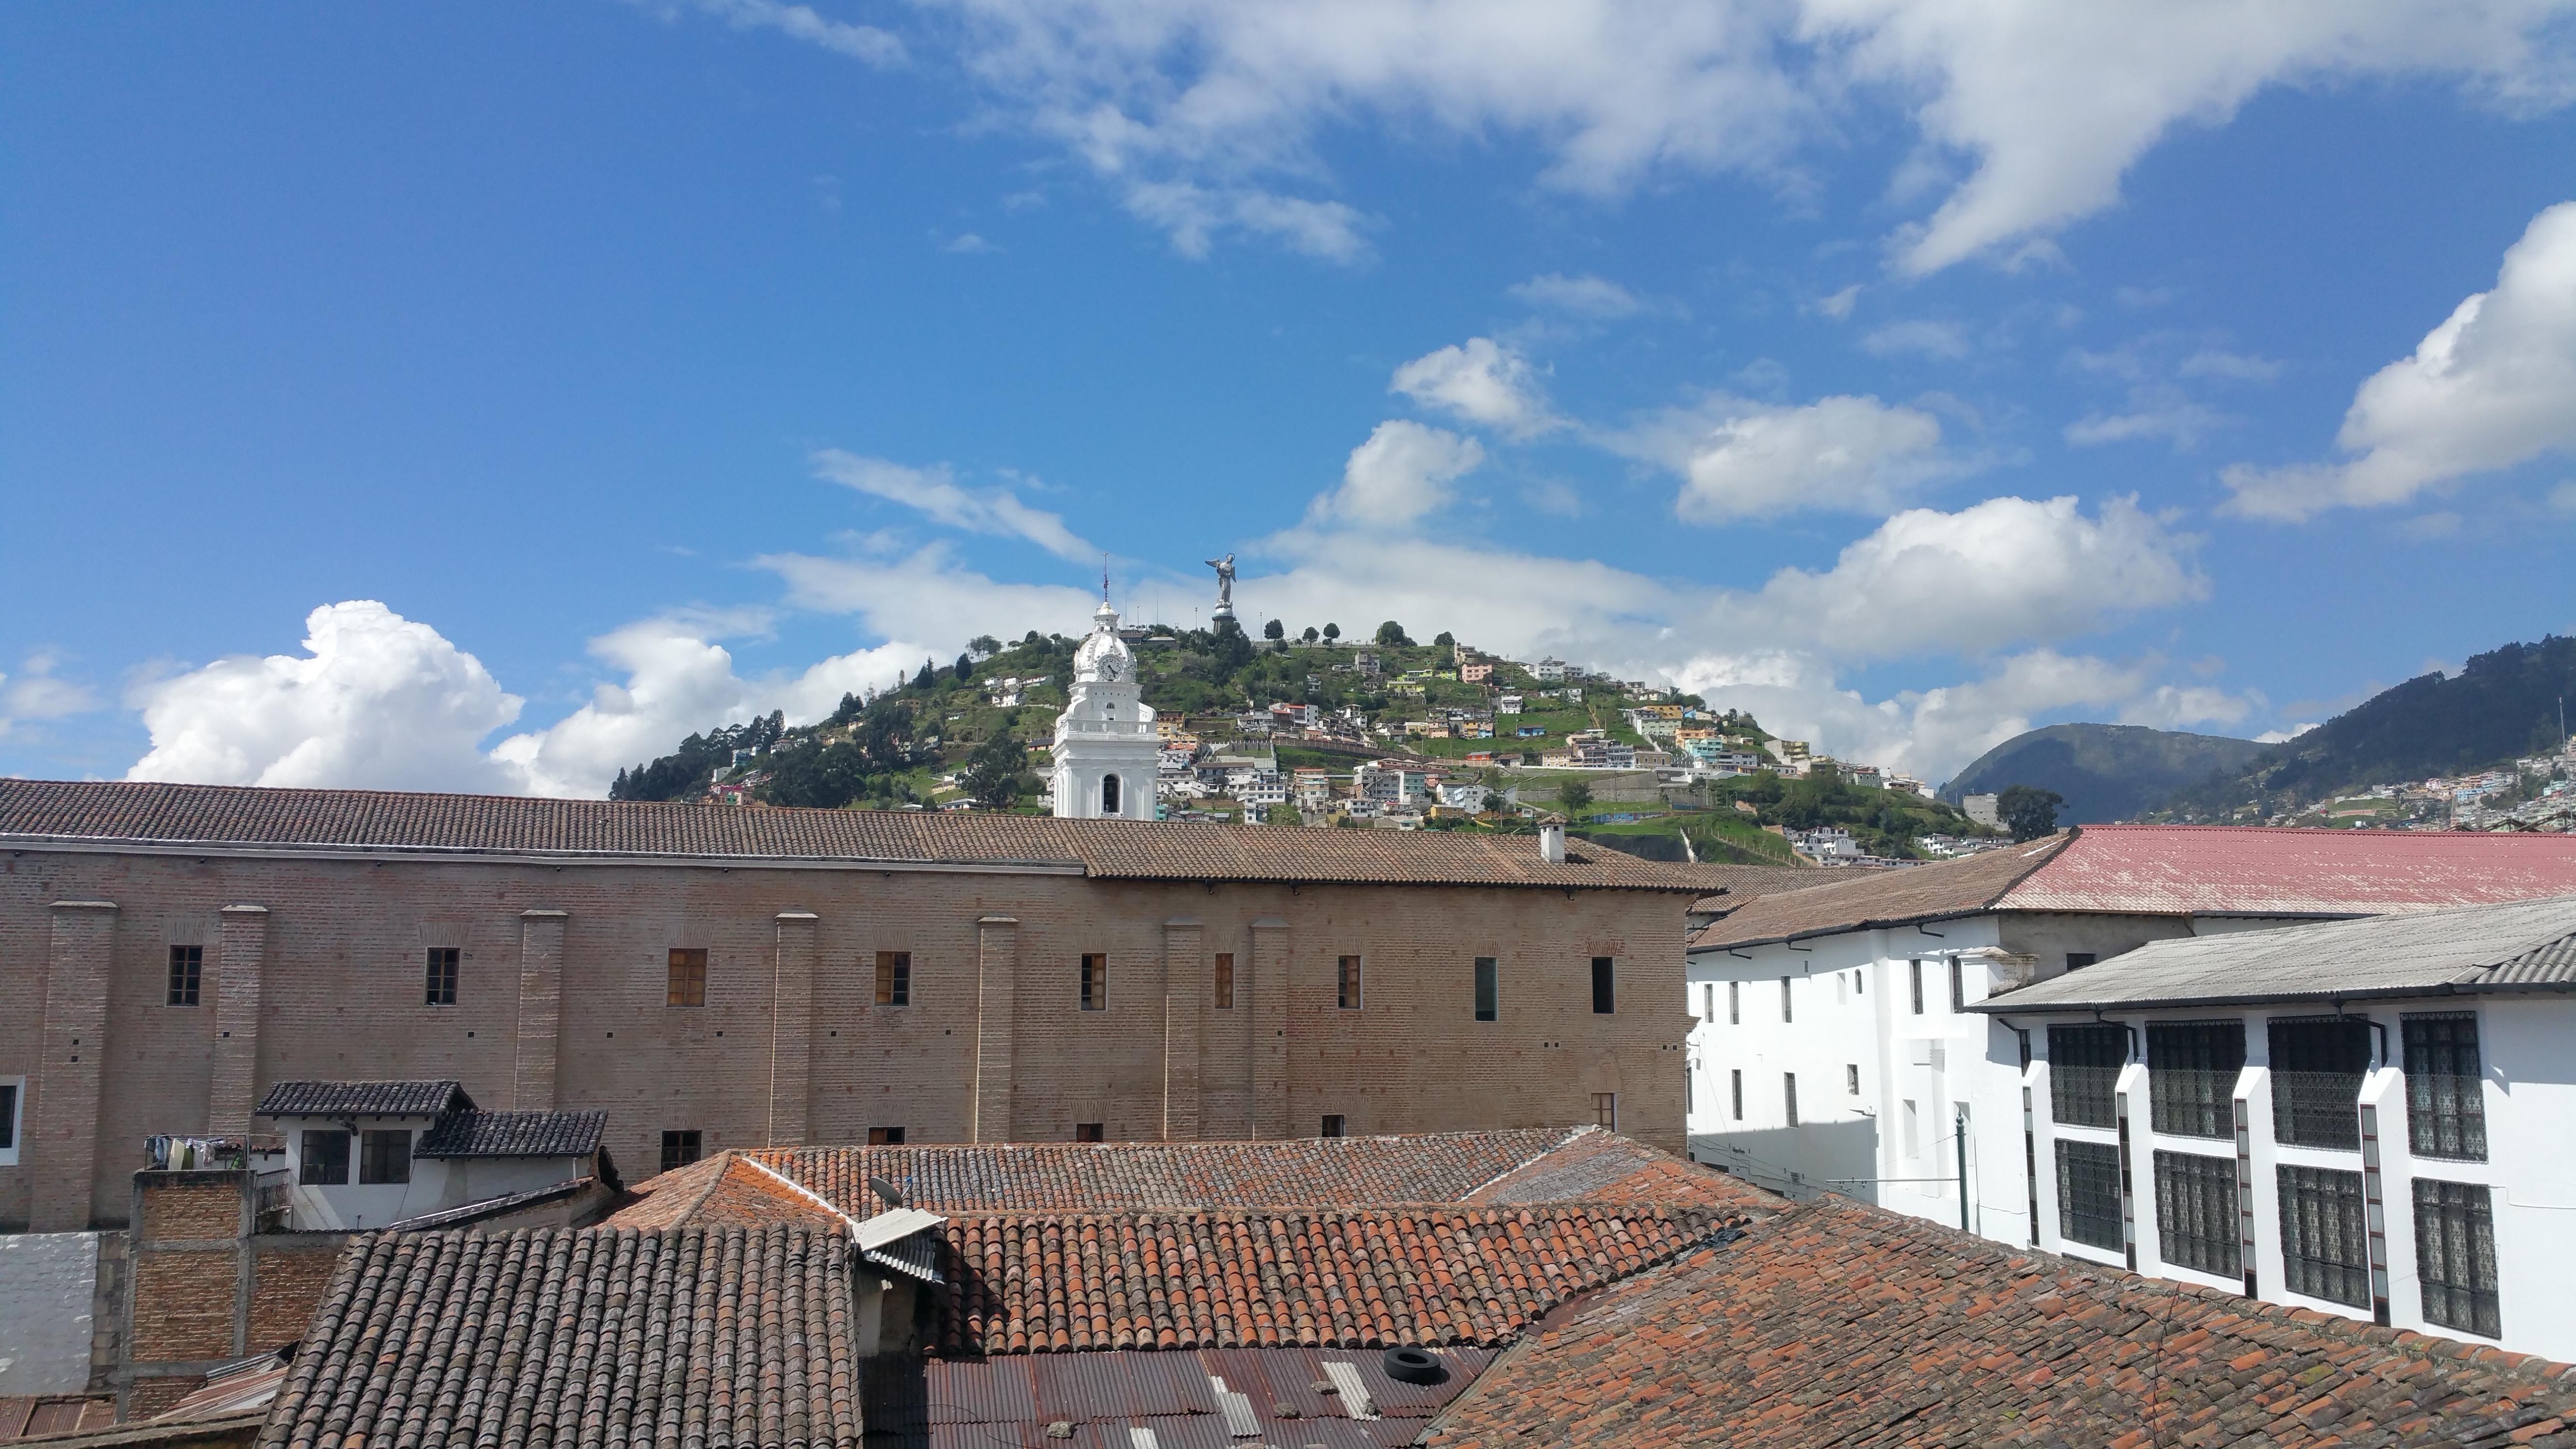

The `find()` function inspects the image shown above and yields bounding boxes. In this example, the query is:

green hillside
[1940,723,2269,825]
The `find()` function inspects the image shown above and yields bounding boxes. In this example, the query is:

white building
[255,1079,611,1233]
[1962,792,2001,828]
[1049,600,1160,820]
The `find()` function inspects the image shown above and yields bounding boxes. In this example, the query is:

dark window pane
[1213,954,1234,1011]
[1730,1070,1742,1121]
[2414,1178,2501,1338]
[424,948,459,1007]
[2403,1014,2485,1161]
[1778,975,1790,1023]
[1473,958,1497,1022]
[1340,955,1363,1010]
[1909,959,1922,1014]
[1593,1093,1617,1129]
[2270,1018,2369,1149]
[167,946,202,1007]
[1075,1122,1105,1143]
[667,949,708,1008]
[868,1126,906,1145]
[1320,1115,1346,1138]
[1782,1075,1798,1128]
[300,1129,350,1186]
[2066,952,2096,970]
[2153,1150,2240,1278]
[2048,1025,2127,1128]
[2148,1021,2245,1139]
[2056,1139,2124,1251]
[358,1129,412,1185]
[2278,1165,2369,1307]
[1948,958,1964,1013]
[1592,958,1615,1014]
[0,1082,16,1151]
[875,951,911,1008]
[1080,954,1107,1011]
[660,1130,702,1173]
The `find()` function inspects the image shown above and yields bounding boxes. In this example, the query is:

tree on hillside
[1263,618,1285,640]
[911,659,937,691]
[1999,784,2064,842]
[1559,779,1594,815]
[962,731,1025,808]
[968,635,1001,659]
[1374,620,1412,647]
[953,653,973,681]
[1302,626,1319,643]
[1433,630,1455,648]
[1322,623,1340,641]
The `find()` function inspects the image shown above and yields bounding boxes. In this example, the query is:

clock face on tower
[1097,656,1123,682]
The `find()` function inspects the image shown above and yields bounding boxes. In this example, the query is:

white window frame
[0,1074,25,1166]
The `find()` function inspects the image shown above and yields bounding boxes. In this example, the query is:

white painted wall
[276,1115,589,1230]
[0,1231,97,1394]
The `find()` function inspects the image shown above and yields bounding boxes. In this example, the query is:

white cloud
[2223,201,2576,520]
[812,450,1098,561]
[1861,319,1969,359]
[942,232,1001,254]
[1305,420,1486,526]
[2178,348,2284,381]
[652,0,903,64]
[0,651,102,740]
[760,537,1136,644]
[2064,390,2230,449]
[1616,392,1956,520]
[1812,284,1862,320]
[1389,338,1561,438]
[1509,272,1645,318]
[2254,722,2319,744]
[1123,181,1374,262]
[127,602,526,792]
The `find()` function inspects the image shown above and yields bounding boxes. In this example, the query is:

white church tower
[1050,599,1160,820]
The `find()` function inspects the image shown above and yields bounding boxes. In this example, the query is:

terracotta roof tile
[604,1154,847,1232]
[1689,835,2070,950]
[253,1079,468,1117]
[1461,1130,1779,1212]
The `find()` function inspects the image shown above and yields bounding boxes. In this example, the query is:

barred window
[2278,1165,2369,1307]
[2403,1014,2485,1161]
[874,951,910,1007]
[660,1130,702,1173]
[1730,1069,1742,1121]
[1214,953,1235,1011]
[2148,1020,2244,1139]
[1340,955,1364,1010]
[424,947,460,1007]
[666,949,707,1008]
[2414,1178,2501,1338]
[1080,953,1108,1011]
[1594,1093,1618,1130]
[867,1126,905,1145]
[2056,1139,2124,1252]
[2049,1024,2127,1128]
[300,1129,350,1186]
[167,945,202,1007]
[2269,1018,2368,1150]
[1782,1074,1798,1128]
[358,1128,412,1185]
[2153,1151,2240,1278]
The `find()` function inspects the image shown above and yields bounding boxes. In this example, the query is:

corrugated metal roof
[1975,892,2576,1012]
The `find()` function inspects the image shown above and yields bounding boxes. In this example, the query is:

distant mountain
[1940,724,2270,825]
[2159,635,2576,820]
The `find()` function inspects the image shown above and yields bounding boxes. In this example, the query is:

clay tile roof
[1427,1196,2576,1448]
[1690,835,2070,950]
[1461,1130,1780,1213]
[253,1079,468,1118]
[933,1205,1739,1356]
[258,1226,864,1449]
[0,778,1722,892]
[1993,822,2576,916]
[414,1109,606,1158]
[604,1153,849,1232]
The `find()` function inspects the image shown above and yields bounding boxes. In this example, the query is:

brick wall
[128,1252,236,1363]
[122,1375,206,1420]
[245,1245,343,1350]
[137,1180,240,1246]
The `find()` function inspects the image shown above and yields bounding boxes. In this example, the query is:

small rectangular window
[1080,953,1108,1011]
[167,945,202,1007]
[2153,1151,2240,1278]
[868,1126,906,1145]
[2278,1165,2369,1307]
[1847,1063,1860,1095]
[0,1080,17,1156]
[1320,1114,1346,1138]
[1728,981,1739,1025]
[2148,1021,2244,1139]
[358,1128,413,1185]
[1593,1092,1617,1130]
[424,947,459,1007]
[1778,976,1790,1023]
[300,1129,350,1186]
[1591,957,1615,1014]
[2066,952,2097,970]
[1909,959,1923,1015]
[2415,1178,2500,1338]
[2269,1017,2369,1150]
[1730,1069,1743,1121]
[875,951,911,1007]
[2056,1140,2124,1252]
[1854,969,1863,996]
[1213,953,1235,1011]
[1782,1074,1799,1128]
[2403,1014,2485,1161]
[667,949,708,1008]
[2048,1024,2127,1128]
[1075,1122,1106,1143]
[1339,955,1364,1010]
[1948,957,1964,1013]
[1701,983,1714,1023]
[1474,958,1498,1022]
[660,1130,703,1173]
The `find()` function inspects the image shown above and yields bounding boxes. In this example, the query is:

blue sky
[4,1,2575,794]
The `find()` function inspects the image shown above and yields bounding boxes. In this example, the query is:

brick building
[0,780,1716,1231]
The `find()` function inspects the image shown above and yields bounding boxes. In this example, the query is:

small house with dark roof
[254,1079,612,1232]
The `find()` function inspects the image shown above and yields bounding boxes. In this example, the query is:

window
[0,1079,17,1163]
[1214,953,1235,1011]
[1777,976,1790,1023]
[667,949,708,1008]
[1320,1114,1346,1138]
[2066,952,2097,971]
[2148,1021,2244,1139]
[2048,1024,2127,1129]
[2415,1178,2501,1338]
[1853,969,1863,996]
[1075,1122,1106,1143]
[1475,959,1499,1022]
[1701,983,1714,1023]
[2403,1014,2485,1161]
[2153,1151,2240,1278]
[2269,1017,2369,1150]
[1902,1100,1918,1158]
[868,1127,906,1146]
[2056,1140,2124,1252]
[1909,959,1923,1015]
[1948,958,1965,1013]
[1339,955,1364,1010]
[1847,1063,1860,1096]
[2277,1165,2369,1307]
[1728,981,1739,1025]
[1080,953,1108,1011]
[1782,1074,1799,1128]
[1684,1062,1695,1112]
[299,1129,350,1185]
[167,945,202,1007]
[1730,1070,1743,1121]
[358,1128,413,1185]
[660,1130,703,1173]
[1592,958,1616,1014]
[1593,1093,1618,1130]
[874,951,911,1007]
[1100,773,1122,814]
[424,948,459,1007]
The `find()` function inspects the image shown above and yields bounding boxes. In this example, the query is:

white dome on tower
[1073,600,1133,684]
[1051,596,1157,820]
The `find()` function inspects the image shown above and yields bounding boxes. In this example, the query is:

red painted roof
[1999,823,2576,916]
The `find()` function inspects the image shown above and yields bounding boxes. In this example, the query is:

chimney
[1539,821,1566,864]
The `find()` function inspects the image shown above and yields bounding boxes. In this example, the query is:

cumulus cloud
[1123,181,1374,262]
[2222,201,2576,520]
[0,652,103,740]
[1615,392,1958,520]
[1508,272,1645,318]
[1304,420,1486,526]
[1389,338,1561,438]
[812,450,1097,561]
[127,602,527,792]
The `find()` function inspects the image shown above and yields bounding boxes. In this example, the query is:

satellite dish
[867,1175,906,1209]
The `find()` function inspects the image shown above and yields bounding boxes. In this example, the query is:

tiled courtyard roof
[1424,1197,2576,1448]
[0,778,1723,891]
[258,1227,862,1449]
[1460,1128,1771,1210]
[935,1205,1739,1356]
[606,1154,848,1231]
[414,1108,606,1158]
[1689,834,2069,950]
[253,1079,468,1118]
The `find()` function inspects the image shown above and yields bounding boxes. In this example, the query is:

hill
[1940,724,2270,825]
[2157,635,2576,821]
